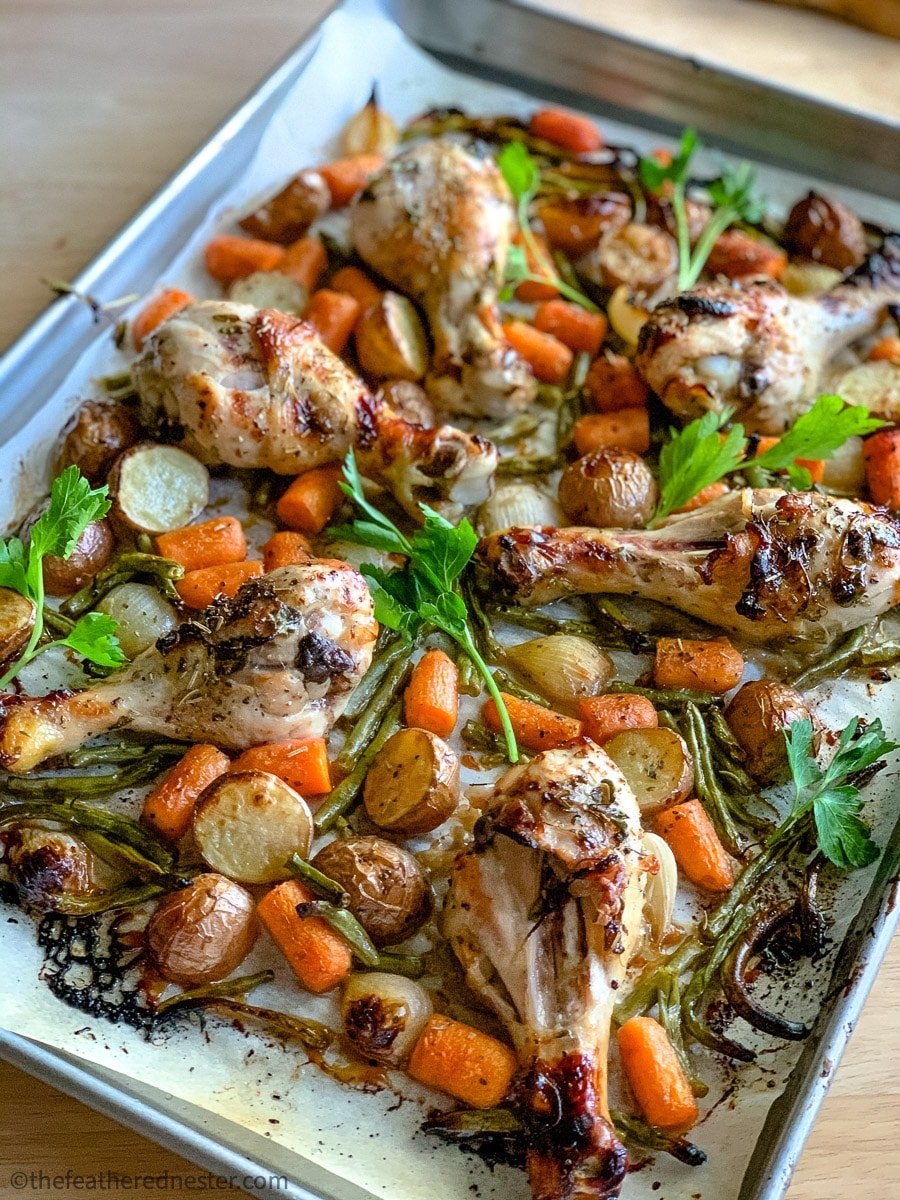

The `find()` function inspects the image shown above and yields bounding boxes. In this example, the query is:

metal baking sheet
[1,2,898,1199]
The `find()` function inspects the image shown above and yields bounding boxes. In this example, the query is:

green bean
[285,853,349,906]
[339,632,405,724]
[605,679,720,709]
[672,705,744,857]
[296,899,380,967]
[455,647,482,696]
[158,997,332,1050]
[789,625,869,691]
[42,607,76,637]
[462,575,505,663]
[155,970,274,1015]
[63,552,184,617]
[860,640,900,667]
[336,654,411,773]
[611,1110,707,1167]
[365,951,426,979]
[0,747,177,800]
[481,413,542,445]
[314,700,402,832]
[98,371,137,402]
[491,667,550,709]
[47,879,172,915]
[424,1107,524,1136]
[555,350,590,450]
[656,973,708,1097]
[485,605,598,641]
[0,799,175,871]
[68,739,187,768]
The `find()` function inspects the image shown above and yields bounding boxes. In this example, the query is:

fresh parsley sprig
[784,717,897,869]
[334,451,519,762]
[651,394,886,524]
[497,142,600,314]
[0,466,126,687]
[639,128,764,292]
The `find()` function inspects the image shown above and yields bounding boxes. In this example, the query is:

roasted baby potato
[340,972,433,1065]
[146,873,258,986]
[782,191,867,271]
[0,588,36,664]
[21,501,115,596]
[238,169,331,244]
[108,443,209,535]
[228,271,308,313]
[95,582,178,657]
[725,679,818,784]
[588,223,678,294]
[558,448,658,529]
[605,727,694,815]
[364,727,460,836]
[538,192,631,257]
[192,771,313,884]
[312,835,433,947]
[355,292,429,382]
[53,399,141,485]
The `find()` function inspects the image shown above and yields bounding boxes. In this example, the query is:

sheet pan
[1,2,898,1199]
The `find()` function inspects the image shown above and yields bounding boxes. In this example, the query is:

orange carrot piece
[867,336,900,364]
[534,299,608,357]
[204,235,285,285]
[132,289,193,350]
[653,637,744,694]
[280,236,328,292]
[513,231,560,301]
[578,694,658,745]
[405,650,459,737]
[585,353,649,413]
[705,229,787,280]
[257,879,352,994]
[156,516,247,574]
[529,107,602,155]
[539,195,626,258]
[262,530,313,572]
[503,319,573,385]
[329,265,383,312]
[230,738,331,796]
[751,436,824,484]
[408,1015,518,1109]
[656,799,735,893]
[175,560,264,609]
[573,410,650,455]
[673,481,731,513]
[483,692,582,752]
[304,289,361,354]
[142,744,230,843]
[319,154,384,207]
[618,1016,699,1132]
[863,429,900,509]
[275,465,344,534]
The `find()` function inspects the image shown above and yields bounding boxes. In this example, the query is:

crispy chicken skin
[0,562,377,773]
[477,489,900,646]
[132,301,497,521]
[445,743,648,1199]
[636,236,900,433]
[350,138,537,418]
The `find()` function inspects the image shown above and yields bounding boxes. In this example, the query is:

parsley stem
[673,181,693,292]
[459,629,518,763]
[683,205,736,290]
[0,576,44,689]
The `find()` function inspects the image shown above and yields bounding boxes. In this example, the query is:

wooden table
[1,2,898,1197]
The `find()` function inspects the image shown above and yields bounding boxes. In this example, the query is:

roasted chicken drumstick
[0,562,377,773]
[133,301,497,521]
[636,236,900,433]
[350,138,537,418]
[445,743,648,1200]
[478,489,900,645]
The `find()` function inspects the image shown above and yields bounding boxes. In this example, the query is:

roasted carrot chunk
[864,429,900,509]
[175,560,263,609]
[529,107,602,155]
[572,410,650,455]
[653,637,744,694]
[319,155,384,207]
[405,650,459,737]
[656,799,735,893]
[275,465,344,535]
[408,1015,517,1109]
[257,879,352,993]
[329,265,382,313]
[280,236,328,292]
[262,531,313,572]
[156,516,247,574]
[503,320,573,384]
[618,1016,699,1131]
[534,299,608,357]
[584,353,649,413]
[578,694,658,745]
[483,692,582,752]
[132,289,193,350]
[303,289,361,354]
[142,744,230,842]
[204,235,285,285]
[230,738,331,796]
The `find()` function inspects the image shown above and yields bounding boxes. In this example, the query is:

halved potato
[229,271,308,313]
[355,292,429,382]
[605,727,694,815]
[0,587,36,663]
[606,284,650,348]
[108,443,209,535]
[364,727,460,835]
[192,771,313,884]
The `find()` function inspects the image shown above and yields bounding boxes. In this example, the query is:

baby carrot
[503,320,573,385]
[329,265,383,313]
[257,878,352,994]
[573,410,650,455]
[155,516,247,574]
[405,650,459,737]
[304,289,361,354]
[408,1015,518,1109]
[319,154,384,207]
[262,531,313,572]
[578,694,658,745]
[230,738,331,796]
[584,353,649,413]
[142,744,231,842]
[534,299,608,357]
[275,465,344,535]
[132,288,193,350]
[864,429,900,509]
[653,637,744,694]
[175,560,264,609]
[673,481,731,513]
[529,107,602,155]
[513,231,559,302]
[618,1016,699,1131]
[867,336,900,363]
[204,235,285,285]
[483,692,582,752]
[656,799,735,893]
[751,437,824,484]
[281,236,328,293]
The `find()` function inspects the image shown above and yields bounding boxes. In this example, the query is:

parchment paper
[1,2,898,1198]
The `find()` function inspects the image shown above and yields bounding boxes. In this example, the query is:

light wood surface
[1,2,898,1198]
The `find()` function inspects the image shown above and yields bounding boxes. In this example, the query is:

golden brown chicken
[132,301,497,521]
[350,138,537,418]
[445,743,648,1199]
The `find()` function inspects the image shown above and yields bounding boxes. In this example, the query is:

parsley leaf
[753,394,886,471]
[30,465,111,561]
[340,451,519,762]
[60,612,128,669]
[497,141,539,203]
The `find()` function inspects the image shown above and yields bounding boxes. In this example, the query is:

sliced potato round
[0,587,36,664]
[605,727,694,815]
[192,770,313,883]
[108,443,209,535]
[229,270,308,313]
[96,582,178,657]
[147,873,258,986]
[833,361,900,423]
[364,727,460,836]
[355,292,429,382]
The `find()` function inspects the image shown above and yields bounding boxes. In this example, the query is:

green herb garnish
[0,466,126,686]
[335,451,518,762]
